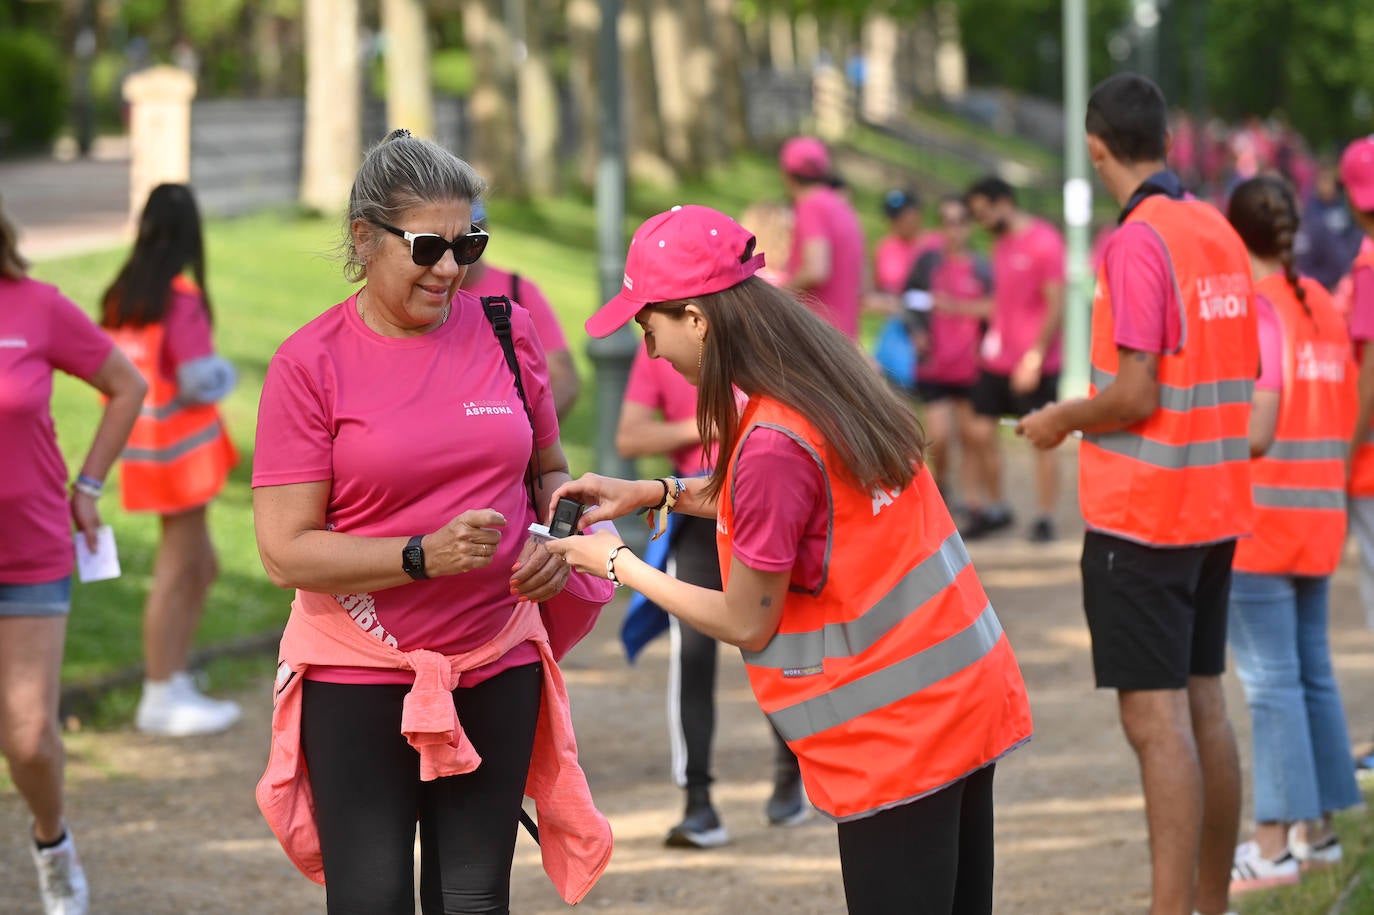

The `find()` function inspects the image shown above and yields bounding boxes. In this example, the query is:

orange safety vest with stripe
[107,278,237,514]
[1080,195,1258,547]
[716,396,1033,822]
[1233,275,1355,576]
[1347,243,1374,497]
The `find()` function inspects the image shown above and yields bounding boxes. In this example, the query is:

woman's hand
[424,509,507,576]
[70,491,102,552]
[510,537,570,602]
[543,529,625,579]
[547,474,663,528]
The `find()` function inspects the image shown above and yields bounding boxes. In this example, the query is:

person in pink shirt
[964,176,1066,542]
[904,196,993,502]
[100,183,242,738]
[616,347,805,849]
[251,130,592,912]
[872,189,941,296]
[777,136,866,339]
[459,200,581,420]
[0,196,146,915]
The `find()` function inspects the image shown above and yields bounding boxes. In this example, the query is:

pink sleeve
[161,288,215,369]
[792,196,826,249]
[1103,223,1176,354]
[511,305,560,447]
[1039,226,1067,284]
[1349,266,1374,343]
[514,277,569,353]
[252,353,334,486]
[47,290,114,379]
[622,347,663,410]
[728,429,825,573]
[1254,294,1282,392]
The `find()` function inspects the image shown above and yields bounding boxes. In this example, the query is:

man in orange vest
[1018,73,1258,915]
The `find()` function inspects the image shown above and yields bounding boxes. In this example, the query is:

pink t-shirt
[729,427,827,592]
[1348,264,1374,344]
[0,278,114,583]
[156,283,215,379]
[252,290,557,686]
[921,252,991,386]
[463,265,569,353]
[1253,294,1282,393]
[788,187,866,338]
[623,348,709,475]
[985,218,1066,374]
[1101,222,1183,354]
[873,232,941,295]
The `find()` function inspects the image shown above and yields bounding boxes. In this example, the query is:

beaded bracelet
[606,544,631,586]
[72,474,104,499]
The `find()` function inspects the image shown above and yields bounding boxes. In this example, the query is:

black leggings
[670,515,795,789]
[300,663,543,915]
[836,765,996,915]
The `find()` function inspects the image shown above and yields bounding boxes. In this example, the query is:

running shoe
[1028,517,1056,543]
[1230,841,1300,895]
[765,767,811,827]
[1287,824,1343,869]
[959,506,1014,541]
[136,671,241,737]
[665,790,729,849]
[30,828,89,915]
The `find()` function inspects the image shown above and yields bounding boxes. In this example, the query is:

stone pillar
[122,66,196,224]
[813,62,851,141]
[861,13,899,124]
[935,2,967,101]
[301,0,361,213]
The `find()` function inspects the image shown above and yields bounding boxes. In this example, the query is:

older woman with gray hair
[251,130,610,913]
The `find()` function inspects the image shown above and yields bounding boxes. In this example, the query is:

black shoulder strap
[511,272,521,302]
[480,295,543,494]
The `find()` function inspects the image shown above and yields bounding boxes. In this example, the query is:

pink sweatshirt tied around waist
[256,591,613,904]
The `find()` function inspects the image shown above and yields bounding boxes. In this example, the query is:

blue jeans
[1228,572,1362,823]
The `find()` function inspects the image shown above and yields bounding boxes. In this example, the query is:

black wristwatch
[402,535,428,580]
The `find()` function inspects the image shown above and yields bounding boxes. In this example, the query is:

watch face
[404,545,424,573]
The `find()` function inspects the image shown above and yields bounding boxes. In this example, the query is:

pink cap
[1341,136,1374,212]
[779,136,831,180]
[585,205,766,338]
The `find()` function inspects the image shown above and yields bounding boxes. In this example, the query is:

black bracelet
[651,478,670,511]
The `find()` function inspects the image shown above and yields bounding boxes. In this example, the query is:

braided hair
[1226,175,1310,320]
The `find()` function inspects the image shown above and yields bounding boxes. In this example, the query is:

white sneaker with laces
[135,671,241,736]
[30,828,89,915]
[1288,824,1343,868]
[1230,840,1300,895]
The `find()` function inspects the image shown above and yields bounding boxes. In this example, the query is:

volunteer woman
[546,205,1032,915]
[100,183,241,736]
[251,130,610,913]
[1224,176,1363,893]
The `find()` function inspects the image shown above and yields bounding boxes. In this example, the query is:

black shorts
[1080,531,1235,690]
[916,380,974,403]
[971,369,1059,418]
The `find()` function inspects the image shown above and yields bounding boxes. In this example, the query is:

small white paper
[74,525,121,582]
[527,522,556,543]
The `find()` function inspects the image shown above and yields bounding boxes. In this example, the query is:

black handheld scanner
[548,498,585,539]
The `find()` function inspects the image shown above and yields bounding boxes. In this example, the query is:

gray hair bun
[385,128,413,142]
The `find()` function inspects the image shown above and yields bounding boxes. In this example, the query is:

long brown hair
[101,183,210,328]
[650,277,926,499]
[1226,175,1310,319]
[0,196,29,280]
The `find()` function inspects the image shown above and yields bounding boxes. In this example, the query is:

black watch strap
[402,534,428,580]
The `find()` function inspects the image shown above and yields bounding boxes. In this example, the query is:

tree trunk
[861,12,900,124]
[518,0,560,195]
[301,0,361,212]
[709,0,749,153]
[647,0,694,176]
[621,0,673,184]
[681,0,723,167]
[382,0,434,138]
[768,11,794,70]
[460,0,525,196]
[566,0,600,188]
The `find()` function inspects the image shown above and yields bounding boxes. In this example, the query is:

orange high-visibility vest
[717,397,1032,822]
[1346,243,1374,497]
[1234,276,1356,575]
[107,280,237,514]
[1080,196,1258,547]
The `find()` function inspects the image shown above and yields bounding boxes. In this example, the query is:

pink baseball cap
[1342,137,1374,212]
[585,205,766,338]
[779,136,831,180]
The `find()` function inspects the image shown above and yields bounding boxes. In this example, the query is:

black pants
[300,663,543,915]
[669,515,795,791]
[837,765,996,915]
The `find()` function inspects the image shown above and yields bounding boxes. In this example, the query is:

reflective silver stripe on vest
[1264,439,1348,462]
[1253,485,1346,511]
[139,400,185,421]
[1090,367,1253,411]
[766,603,1003,744]
[121,421,223,464]
[743,533,971,672]
[1083,431,1250,469]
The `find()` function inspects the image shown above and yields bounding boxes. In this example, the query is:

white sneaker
[1230,840,1300,895]
[30,828,89,915]
[1288,824,1343,868]
[135,672,241,736]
